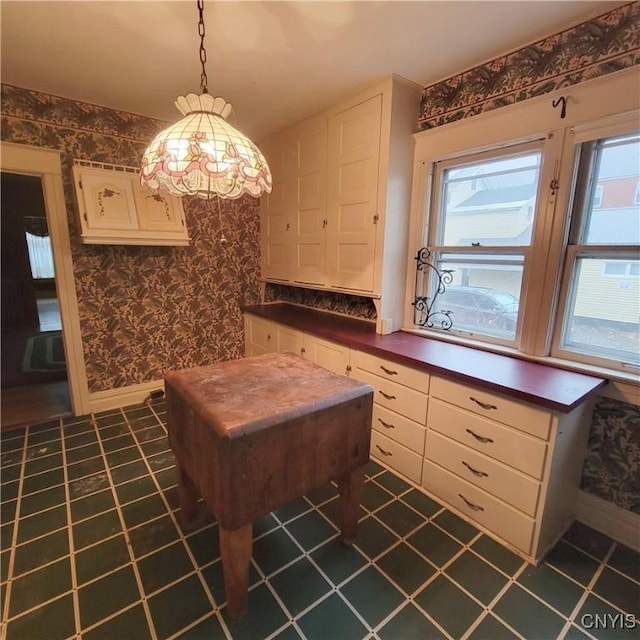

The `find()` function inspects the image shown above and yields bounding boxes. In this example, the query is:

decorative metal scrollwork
[412,247,454,330]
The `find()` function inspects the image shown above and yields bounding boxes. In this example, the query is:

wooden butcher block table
[165,352,374,618]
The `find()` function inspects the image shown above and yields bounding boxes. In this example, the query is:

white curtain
[25,232,55,279]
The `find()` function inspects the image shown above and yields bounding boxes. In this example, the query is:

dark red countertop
[243,303,607,413]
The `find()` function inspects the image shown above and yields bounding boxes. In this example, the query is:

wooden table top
[165,352,373,439]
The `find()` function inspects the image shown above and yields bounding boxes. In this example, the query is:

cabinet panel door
[277,325,304,356]
[302,335,350,377]
[244,315,277,356]
[326,94,382,291]
[261,137,297,280]
[75,167,138,230]
[133,187,186,233]
[293,120,327,285]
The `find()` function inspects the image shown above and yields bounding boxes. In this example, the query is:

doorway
[1,171,72,429]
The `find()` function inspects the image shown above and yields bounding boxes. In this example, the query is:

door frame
[1,141,91,415]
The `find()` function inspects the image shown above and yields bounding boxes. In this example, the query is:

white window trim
[404,67,640,382]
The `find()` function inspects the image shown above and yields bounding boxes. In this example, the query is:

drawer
[371,430,423,485]
[422,460,535,554]
[430,376,550,440]
[426,430,541,517]
[352,369,428,424]
[373,404,426,455]
[351,350,429,393]
[429,399,547,480]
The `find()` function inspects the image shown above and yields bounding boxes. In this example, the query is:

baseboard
[575,490,640,552]
[88,379,164,414]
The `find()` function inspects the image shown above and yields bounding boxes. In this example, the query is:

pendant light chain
[197,0,208,94]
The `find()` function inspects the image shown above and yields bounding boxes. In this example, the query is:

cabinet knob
[267,334,272,341]
[286,223,291,230]
[322,219,328,228]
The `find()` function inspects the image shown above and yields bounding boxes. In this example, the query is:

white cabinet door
[301,334,350,377]
[260,135,297,281]
[277,324,304,356]
[292,119,327,285]
[326,94,382,292]
[75,167,138,231]
[244,315,278,357]
[73,163,189,245]
[133,187,186,233]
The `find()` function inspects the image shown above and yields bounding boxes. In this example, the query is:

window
[414,143,542,343]
[408,70,639,375]
[554,133,640,369]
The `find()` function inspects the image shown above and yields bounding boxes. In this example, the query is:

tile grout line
[60,417,82,638]
[122,405,231,640]
[1,423,31,635]
[559,541,618,640]
[90,408,159,640]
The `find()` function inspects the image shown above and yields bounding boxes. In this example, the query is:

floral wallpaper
[581,397,640,514]
[1,85,261,392]
[264,284,377,320]
[419,1,640,130]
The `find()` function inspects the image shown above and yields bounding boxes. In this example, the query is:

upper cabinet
[260,76,420,332]
[72,161,190,246]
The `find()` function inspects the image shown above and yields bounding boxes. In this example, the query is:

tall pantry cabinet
[260,75,421,334]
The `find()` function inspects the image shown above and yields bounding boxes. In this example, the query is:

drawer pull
[465,428,494,444]
[458,493,485,512]
[380,365,398,376]
[379,391,397,400]
[377,417,395,430]
[462,461,488,477]
[469,396,497,411]
[376,444,393,457]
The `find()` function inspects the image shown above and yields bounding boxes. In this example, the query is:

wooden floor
[1,380,72,431]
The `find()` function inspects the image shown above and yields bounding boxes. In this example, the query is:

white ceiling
[0,1,624,142]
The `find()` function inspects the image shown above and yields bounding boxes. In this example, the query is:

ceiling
[0,1,625,142]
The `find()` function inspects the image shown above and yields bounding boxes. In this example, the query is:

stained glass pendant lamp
[140,0,272,200]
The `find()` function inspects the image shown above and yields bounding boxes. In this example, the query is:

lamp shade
[140,93,272,200]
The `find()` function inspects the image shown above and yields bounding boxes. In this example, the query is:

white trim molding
[0,141,92,416]
[89,379,164,415]
[576,490,640,552]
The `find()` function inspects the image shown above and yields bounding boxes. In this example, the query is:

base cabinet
[243,311,595,564]
[244,314,350,377]
[423,376,592,563]
[350,349,428,485]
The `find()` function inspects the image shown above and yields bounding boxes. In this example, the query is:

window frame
[421,140,546,347]
[404,68,639,380]
[550,119,640,372]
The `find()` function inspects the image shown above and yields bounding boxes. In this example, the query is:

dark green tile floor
[1,399,638,639]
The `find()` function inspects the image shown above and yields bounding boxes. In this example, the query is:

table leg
[175,459,198,523]
[219,523,253,619]
[337,466,365,545]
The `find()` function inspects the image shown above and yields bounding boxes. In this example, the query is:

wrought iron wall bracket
[411,247,454,330]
